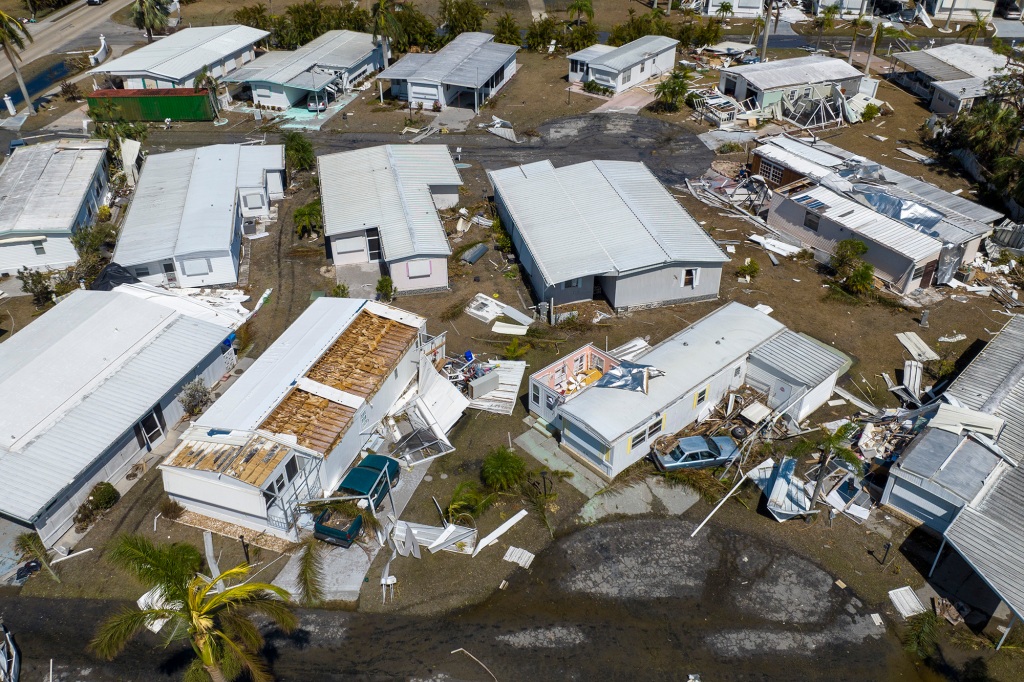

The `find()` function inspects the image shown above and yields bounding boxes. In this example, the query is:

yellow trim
[626,437,632,454]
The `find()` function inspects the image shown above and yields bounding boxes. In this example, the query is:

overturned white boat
[750,457,819,522]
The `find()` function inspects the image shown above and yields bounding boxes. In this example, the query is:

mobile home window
[648,417,662,438]
[622,70,631,84]
[531,383,540,405]
[803,211,820,232]
[593,355,604,372]
[759,159,784,185]
[913,264,927,280]
[695,387,708,406]
[640,61,645,73]
[134,265,150,277]
[285,456,298,481]
[573,355,585,373]
[682,268,700,288]
[563,278,582,289]
[32,240,45,255]
[630,428,647,449]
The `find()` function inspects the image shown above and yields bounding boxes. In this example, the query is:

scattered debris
[938,333,967,343]
[473,509,528,557]
[492,321,529,336]
[889,586,927,619]
[503,546,535,569]
[895,332,940,362]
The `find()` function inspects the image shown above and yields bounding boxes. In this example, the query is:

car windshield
[707,439,721,457]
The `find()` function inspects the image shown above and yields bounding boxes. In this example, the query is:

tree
[233,3,272,35]
[566,0,593,25]
[863,22,907,75]
[392,2,436,51]
[814,3,840,51]
[493,12,520,46]
[438,0,486,43]
[129,0,170,43]
[14,533,60,583]
[503,336,530,360]
[283,131,315,177]
[714,1,733,21]
[960,8,989,44]
[178,377,213,416]
[791,422,858,511]
[376,275,396,302]
[192,65,223,122]
[524,16,559,51]
[846,261,875,295]
[0,8,34,114]
[749,15,765,45]
[293,199,323,238]
[17,267,53,306]
[653,67,690,111]
[371,0,404,68]
[92,536,296,682]
[563,21,597,52]
[846,15,872,65]
[830,238,868,279]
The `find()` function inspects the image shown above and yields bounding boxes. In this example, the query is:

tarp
[90,262,140,291]
[852,184,945,233]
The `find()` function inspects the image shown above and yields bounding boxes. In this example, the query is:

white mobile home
[318,145,461,294]
[113,144,285,288]
[0,139,109,276]
[531,303,847,480]
[225,30,386,109]
[90,25,269,89]
[379,32,518,112]
[0,290,233,547]
[160,298,447,539]
[707,0,764,17]
[568,36,678,95]
[891,44,1007,114]
[489,159,728,311]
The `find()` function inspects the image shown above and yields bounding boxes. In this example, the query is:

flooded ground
[2,518,942,681]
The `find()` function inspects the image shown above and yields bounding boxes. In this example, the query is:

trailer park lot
[4,46,1024,682]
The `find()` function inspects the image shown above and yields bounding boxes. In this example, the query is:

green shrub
[481,447,527,491]
[717,141,744,154]
[328,283,349,298]
[376,276,396,302]
[503,337,530,360]
[736,259,760,279]
[90,482,120,510]
[583,79,614,96]
[97,205,112,222]
[861,102,881,122]
[446,481,495,522]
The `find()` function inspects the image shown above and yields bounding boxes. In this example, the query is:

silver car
[651,435,740,471]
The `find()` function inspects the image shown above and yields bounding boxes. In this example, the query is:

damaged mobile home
[891,43,1011,115]
[488,159,729,312]
[746,134,1001,293]
[527,302,848,480]
[160,298,465,539]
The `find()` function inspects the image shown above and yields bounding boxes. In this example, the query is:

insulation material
[591,361,663,393]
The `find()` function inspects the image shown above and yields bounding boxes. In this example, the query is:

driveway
[592,86,656,114]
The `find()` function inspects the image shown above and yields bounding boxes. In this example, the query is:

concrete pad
[578,481,654,523]
[336,262,384,298]
[593,88,655,115]
[513,428,604,498]
[647,477,700,516]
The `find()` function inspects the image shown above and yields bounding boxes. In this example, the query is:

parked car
[313,510,363,547]
[358,454,400,487]
[650,435,740,472]
[306,94,327,112]
[87,0,106,6]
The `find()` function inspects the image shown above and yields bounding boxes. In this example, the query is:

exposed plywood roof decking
[259,310,419,453]
[164,431,306,487]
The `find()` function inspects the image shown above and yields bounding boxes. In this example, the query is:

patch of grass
[481,446,527,492]
[717,141,745,154]
[440,296,470,322]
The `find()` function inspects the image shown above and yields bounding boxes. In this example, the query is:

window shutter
[693,268,700,288]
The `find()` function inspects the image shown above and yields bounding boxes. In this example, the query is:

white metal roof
[379,32,518,88]
[0,290,230,523]
[489,159,728,288]
[894,43,1006,82]
[748,330,848,388]
[113,144,284,266]
[932,77,989,100]
[792,185,942,262]
[942,314,1024,621]
[318,145,461,261]
[567,44,616,63]
[575,35,678,73]
[223,30,377,88]
[0,139,108,236]
[559,303,785,442]
[723,55,862,91]
[91,25,269,82]
[196,299,423,432]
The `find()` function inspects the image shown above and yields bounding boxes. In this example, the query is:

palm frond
[659,467,727,503]
[294,535,325,607]
[226,594,298,634]
[903,610,941,659]
[107,534,202,598]
[91,607,177,659]
[182,659,213,682]
[14,532,60,583]
[596,459,652,496]
[219,611,266,652]
[216,631,274,682]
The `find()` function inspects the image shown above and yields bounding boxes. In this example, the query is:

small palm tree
[814,3,840,51]
[0,8,34,114]
[750,15,766,45]
[654,67,690,111]
[566,0,594,25]
[92,536,296,682]
[14,533,59,583]
[791,422,859,509]
[960,9,990,45]
[864,23,907,75]
[371,0,405,68]
[192,65,223,123]
[715,1,734,21]
[129,0,170,43]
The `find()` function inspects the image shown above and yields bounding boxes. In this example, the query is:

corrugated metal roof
[113,144,284,266]
[379,32,518,88]
[585,35,678,73]
[567,44,616,62]
[940,315,1024,620]
[196,299,423,435]
[91,25,269,82]
[759,134,1004,225]
[755,145,837,181]
[489,159,727,288]
[222,30,376,88]
[932,77,989,100]
[0,290,230,522]
[795,185,942,262]
[317,145,461,261]
[0,140,107,235]
[722,55,862,91]
[559,302,785,442]
[748,330,847,388]
[894,43,1005,82]
[893,427,1002,503]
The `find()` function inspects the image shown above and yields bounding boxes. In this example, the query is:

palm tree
[14,533,58,582]
[847,15,872,64]
[92,535,296,682]
[814,3,840,51]
[654,67,691,111]
[791,422,858,510]
[750,15,765,45]
[0,8,34,115]
[566,0,593,25]
[715,1,734,21]
[129,0,170,44]
[863,22,906,75]
[372,0,405,68]
[192,66,223,123]
[960,9,989,44]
